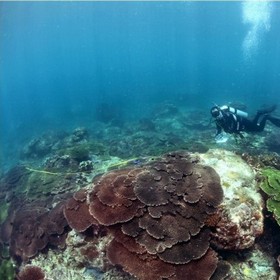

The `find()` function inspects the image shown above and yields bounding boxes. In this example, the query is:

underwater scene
[1,1,280,279]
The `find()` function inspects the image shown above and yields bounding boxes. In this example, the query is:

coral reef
[16,265,45,280]
[4,101,280,279]
[70,127,89,143]
[60,145,91,162]
[264,132,280,154]
[226,245,277,280]
[0,160,91,206]
[29,230,133,280]
[64,151,229,280]
[198,149,264,250]
[79,160,94,172]
[4,149,268,279]
[0,200,69,262]
[2,144,277,279]
[64,189,98,233]
[0,166,30,197]
[43,154,78,171]
[21,135,54,159]
[241,152,280,170]
[20,128,90,160]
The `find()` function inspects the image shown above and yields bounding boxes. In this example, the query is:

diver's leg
[255,115,269,132]
[257,105,277,115]
[251,113,280,132]
[253,105,277,125]
[252,113,261,125]
[267,116,280,127]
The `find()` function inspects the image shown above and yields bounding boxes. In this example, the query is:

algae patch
[260,167,280,225]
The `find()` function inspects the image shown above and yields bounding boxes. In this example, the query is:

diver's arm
[215,123,222,136]
[214,124,225,142]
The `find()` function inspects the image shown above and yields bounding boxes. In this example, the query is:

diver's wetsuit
[215,108,279,138]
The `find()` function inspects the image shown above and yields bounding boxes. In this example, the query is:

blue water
[1,1,280,169]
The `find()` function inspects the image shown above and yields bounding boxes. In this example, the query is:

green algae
[0,260,15,280]
[267,199,280,225]
[0,201,9,224]
[67,146,90,162]
[260,167,280,225]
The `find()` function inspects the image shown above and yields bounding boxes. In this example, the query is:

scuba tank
[220,105,248,118]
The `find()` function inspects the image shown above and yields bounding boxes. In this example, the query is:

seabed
[1,104,280,280]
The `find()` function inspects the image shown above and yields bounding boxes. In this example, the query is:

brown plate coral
[64,151,228,280]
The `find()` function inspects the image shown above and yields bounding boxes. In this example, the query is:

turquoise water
[1,1,280,169]
[2,3,280,279]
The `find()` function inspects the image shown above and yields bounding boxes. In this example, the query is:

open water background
[1,1,280,169]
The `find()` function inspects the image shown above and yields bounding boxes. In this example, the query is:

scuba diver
[210,104,280,141]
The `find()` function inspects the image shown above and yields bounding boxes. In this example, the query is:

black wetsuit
[215,109,272,138]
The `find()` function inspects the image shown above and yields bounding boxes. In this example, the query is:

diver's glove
[215,133,229,143]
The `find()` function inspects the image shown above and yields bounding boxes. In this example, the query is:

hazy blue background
[1,1,280,169]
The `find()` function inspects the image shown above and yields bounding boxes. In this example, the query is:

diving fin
[267,116,280,127]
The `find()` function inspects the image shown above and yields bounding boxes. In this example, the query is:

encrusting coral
[64,151,229,280]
